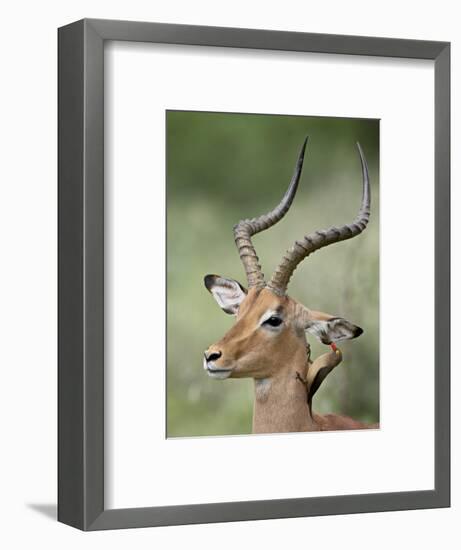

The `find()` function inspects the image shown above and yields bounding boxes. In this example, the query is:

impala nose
[205,350,222,362]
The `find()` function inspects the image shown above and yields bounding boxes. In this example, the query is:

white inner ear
[209,278,246,315]
[306,318,356,343]
[305,320,329,342]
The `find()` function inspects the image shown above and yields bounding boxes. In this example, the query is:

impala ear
[204,274,247,315]
[304,309,363,345]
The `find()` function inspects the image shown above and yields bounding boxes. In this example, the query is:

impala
[203,137,378,433]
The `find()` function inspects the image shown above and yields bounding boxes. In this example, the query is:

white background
[107,43,434,508]
[0,1,458,548]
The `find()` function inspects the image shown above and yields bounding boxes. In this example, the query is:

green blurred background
[166,110,379,437]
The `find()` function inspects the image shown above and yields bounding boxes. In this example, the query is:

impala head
[203,138,370,381]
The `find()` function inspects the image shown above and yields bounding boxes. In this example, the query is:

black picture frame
[58,18,450,530]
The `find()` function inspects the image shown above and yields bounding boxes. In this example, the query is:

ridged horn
[233,137,309,288]
[267,142,371,295]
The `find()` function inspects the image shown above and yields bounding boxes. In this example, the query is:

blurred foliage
[166,110,379,437]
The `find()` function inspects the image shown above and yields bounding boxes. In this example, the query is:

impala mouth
[203,356,233,379]
[207,366,231,373]
[206,365,233,379]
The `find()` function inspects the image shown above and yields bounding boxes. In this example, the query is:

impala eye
[263,316,283,328]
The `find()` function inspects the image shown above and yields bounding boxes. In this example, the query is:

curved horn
[267,142,371,295]
[233,137,309,288]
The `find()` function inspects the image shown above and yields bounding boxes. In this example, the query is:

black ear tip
[204,274,217,291]
[354,326,364,338]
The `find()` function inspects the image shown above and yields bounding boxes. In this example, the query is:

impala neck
[252,348,317,434]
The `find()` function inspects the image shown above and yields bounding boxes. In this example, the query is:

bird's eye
[263,316,283,328]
